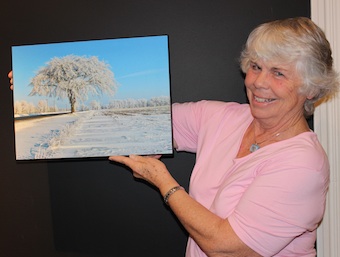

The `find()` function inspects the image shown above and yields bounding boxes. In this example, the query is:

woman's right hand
[8,71,13,90]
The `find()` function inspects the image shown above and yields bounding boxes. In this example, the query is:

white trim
[311,0,340,256]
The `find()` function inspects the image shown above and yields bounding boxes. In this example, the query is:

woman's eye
[274,70,284,77]
[250,63,260,70]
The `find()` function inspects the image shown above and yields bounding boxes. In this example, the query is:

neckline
[249,121,296,153]
[235,120,314,160]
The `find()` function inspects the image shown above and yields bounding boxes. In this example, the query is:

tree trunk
[68,90,76,113]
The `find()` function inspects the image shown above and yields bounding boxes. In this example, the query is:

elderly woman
[9,17,339,256]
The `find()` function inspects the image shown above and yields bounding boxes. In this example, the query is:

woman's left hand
[109,155,176,190]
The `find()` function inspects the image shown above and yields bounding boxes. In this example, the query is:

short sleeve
[228,146,329,256]
[172,101,242,153]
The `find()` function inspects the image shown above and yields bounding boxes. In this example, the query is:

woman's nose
[254,71,269,89]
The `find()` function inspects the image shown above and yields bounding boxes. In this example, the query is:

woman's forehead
[252,58,295,69]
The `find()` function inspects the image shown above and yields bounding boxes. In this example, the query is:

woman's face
[245,59,307,126]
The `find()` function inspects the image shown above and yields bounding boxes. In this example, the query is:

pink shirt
[172,101,329,257]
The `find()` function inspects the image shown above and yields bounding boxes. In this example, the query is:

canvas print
[12,35,173,160]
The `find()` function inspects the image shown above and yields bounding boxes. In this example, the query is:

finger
[145,154,162,159]
[108,155,132,165]
[8,71,13,90]
[128,154,145,161]
[109,155,147,181]
[109,155,143,171]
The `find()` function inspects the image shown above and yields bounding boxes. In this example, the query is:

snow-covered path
[15,107,173,160]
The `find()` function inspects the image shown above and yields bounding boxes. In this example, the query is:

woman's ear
[306,90,320,100]
[305,88,318,100]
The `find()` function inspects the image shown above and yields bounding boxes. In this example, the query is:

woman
[108,17,339,256]
[9,17,339,256]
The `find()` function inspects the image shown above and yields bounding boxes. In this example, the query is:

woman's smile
[253,95,277,103]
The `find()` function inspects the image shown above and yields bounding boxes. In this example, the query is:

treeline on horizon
[14,96,170,115]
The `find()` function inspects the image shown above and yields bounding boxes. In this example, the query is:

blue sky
[12,35,171,108]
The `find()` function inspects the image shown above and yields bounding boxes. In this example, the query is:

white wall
[311,0,340,256]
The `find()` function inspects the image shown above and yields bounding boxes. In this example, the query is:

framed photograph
[12,35,173,160]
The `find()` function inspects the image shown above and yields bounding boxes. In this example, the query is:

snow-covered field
[14,106,173,160]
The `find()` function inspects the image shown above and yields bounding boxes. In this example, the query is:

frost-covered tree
[29,55,118,113]
[28,102,36,113]
[14,101,23,114]
[108,97,169,109]
[37,100,48,113]
[90,100,101,110]
[79,103,89,111]
[147,96,170,107]
[14,100,36,114]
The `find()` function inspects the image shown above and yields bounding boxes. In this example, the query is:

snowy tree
[52,104,59,112]
[28,102,36,113]
[108,97,169,109]
[137,99,147,107]
[78,103,89,111]
[14,101,22,114]
[90,100,101,110]
[147,96,170,107]
[37,100,48,113]
[29,55,118,113]
[14,100,36,114]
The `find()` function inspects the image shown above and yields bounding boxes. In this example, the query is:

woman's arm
[108,155,260,257]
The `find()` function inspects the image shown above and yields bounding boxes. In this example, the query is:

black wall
[0,1,310,257]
